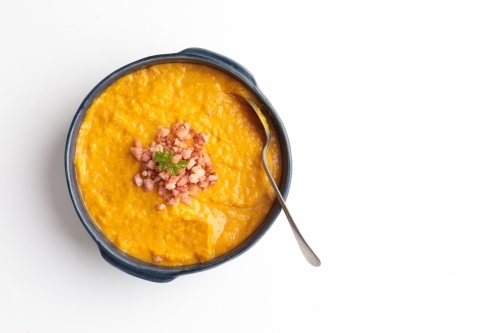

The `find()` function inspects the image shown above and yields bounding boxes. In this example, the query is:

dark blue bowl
[65,48,292,283]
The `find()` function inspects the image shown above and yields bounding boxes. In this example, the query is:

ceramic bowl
[65,48,292,282]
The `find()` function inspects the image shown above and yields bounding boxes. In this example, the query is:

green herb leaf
[154,150,188,176]
[167,159,188,175]
[154,150,172,171]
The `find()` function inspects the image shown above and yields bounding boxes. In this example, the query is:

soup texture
[75,63,281,266]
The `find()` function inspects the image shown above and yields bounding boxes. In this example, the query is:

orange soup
[75,63,281,266]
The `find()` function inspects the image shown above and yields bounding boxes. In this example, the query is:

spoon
[230,93,321,267]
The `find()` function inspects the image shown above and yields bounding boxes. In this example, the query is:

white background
[1,1,499,332]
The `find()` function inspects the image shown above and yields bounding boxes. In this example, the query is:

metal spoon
[230,93,321,267]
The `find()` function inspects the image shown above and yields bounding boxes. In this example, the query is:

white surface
[1,1,499,332]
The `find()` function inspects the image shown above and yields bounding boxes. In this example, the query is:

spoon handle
[261,153,322,267]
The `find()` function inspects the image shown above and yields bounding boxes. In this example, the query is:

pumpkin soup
[75,63,281,266]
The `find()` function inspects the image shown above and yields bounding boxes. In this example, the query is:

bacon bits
[130,121,218,206]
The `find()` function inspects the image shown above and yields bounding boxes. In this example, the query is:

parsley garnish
[154,150,188,175]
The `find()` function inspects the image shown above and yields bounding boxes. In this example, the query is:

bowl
[65,48,292,283]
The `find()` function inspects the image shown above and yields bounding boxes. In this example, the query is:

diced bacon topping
[175,127,189,140]
[141,151,152,162]
[130,147,143,161]
[180,194,192,205]
[146,160,156,170]
[177,175,189,187]
[157,127,170,139]
[186,158,196,170]
[174,138,187,148]
[168,175,179,184]
[158,185,165,197]
[167,198,179,206]
[134,174,144,187]
[193,133,207,146]
[191,165,205,176]
[201,134,209,143]
[182,148,193,160]
[143,178,154,192]
[189,173,200,184]
[130,121,218,207]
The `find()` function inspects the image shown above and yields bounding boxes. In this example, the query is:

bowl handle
[178,47,257,86]
[99,247,177,283]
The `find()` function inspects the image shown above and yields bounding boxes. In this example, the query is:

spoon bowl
[230,93,321,267]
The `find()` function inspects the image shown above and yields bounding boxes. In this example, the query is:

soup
[75,63,281,266]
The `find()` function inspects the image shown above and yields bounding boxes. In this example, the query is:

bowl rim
[64,47,293,282]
